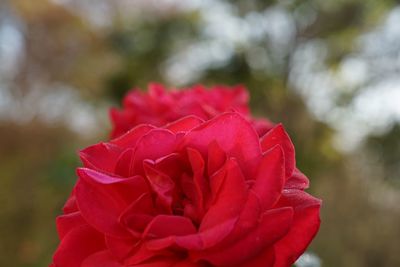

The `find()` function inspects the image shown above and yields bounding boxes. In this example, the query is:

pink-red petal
[207,140,226,177]
[260,124,295,179]
[200,158,247,232]
[75,168,148,237]
[252,145,285,211]
[143,215,197,239]
[165,116,204,133]
[273,190,321,267]
[81,250,122,267]
[146,217,237,251]
[285,168,310,190]
[193,207,294,266]
[52,224,105,267]
[132,129,178,176]
[56,211,86,239]
[80,143,122,174]
[182,112,261,178]
[111,124,155,148]
[105,235,138,261]
[143,162,175,213]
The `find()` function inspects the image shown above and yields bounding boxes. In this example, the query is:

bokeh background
[1,0,400,266]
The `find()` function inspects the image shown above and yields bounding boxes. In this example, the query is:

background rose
[51,112,321,267]
[110,83,273,138]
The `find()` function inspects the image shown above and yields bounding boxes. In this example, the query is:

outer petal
[234,248,275,267]
[143,215,197,239]
[200,158,247,232]
[111,124,155,148]
[225,191,262,243]
[75,168,148,237]
[109,107,133,138]
[146,217,237,251]
[193,207,294,266]
[52,225,105,267]
[273,189,321,267]
[187,148,209,219]
[154,153,185,176]
[251,117,274,136]
[62,193,78,214]
[81,250,122,267]
[143,162,175,213]
[252,145,285,211]
[285,168,310,190]
[173,260,207,267]
[119,192,155,237]
[124,243,177,265]
[260,124,295,179]
[165,115,204,133]
[131,129,178,176]
[130,258,178,267]
[105,235,138,261]
[114,148,134,177]
[207,140,226,177]
[182,112,262,178]
[80,143,122,174]
[56,211,86,239]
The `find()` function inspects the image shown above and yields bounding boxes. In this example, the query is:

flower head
[51,112,321,267]
[110,83,273,138]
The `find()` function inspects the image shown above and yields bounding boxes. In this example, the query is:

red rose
[51,112,320,267]
[110,83,273,138]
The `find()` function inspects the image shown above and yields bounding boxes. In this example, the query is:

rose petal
[80,143,122,173]
[207,140,226,177]
[182,112,262,178]
[251,117,274,136]
[273,189,321,267]
[285,168,310,190]
[252,145,285,211]
[75,179,128,237]
[75,168,148,237]
[81,250,122,267]
[146,217,237,251]
[105,235,138,260]
[165,116,204,133]
[153,153,186,181]
[111,124,155,148]
[173,260,205,267]
[260,124,295,179]
[187,148,209,219]
[52,225,105,267]
[224,191,262,243]
[143,162,175,213]
[143,215,197,239]
[233,247,275,267]
[114,148,134,177]
[193,207,294,266]
[123,89,149,109]
[109,107,134,138]
[62,193,78,214]
[132,129,178,175]
[130,258,178,267]
[200,158,247,232]
[119,192,155,236]
[56,211,86,239]
[125,243,177,265]
[110,84,259,138]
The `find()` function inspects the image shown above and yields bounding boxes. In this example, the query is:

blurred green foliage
[1,0,400,266]
[0,122,78,266]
